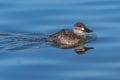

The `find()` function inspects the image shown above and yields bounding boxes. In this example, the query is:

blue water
[0,0,120,80]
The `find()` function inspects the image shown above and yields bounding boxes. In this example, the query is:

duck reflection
[50,42,94,54]
[74,46,94,54]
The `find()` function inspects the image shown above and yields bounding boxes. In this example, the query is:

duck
[46,22,93,46]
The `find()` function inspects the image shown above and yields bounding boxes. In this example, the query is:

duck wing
[46,29,75,42]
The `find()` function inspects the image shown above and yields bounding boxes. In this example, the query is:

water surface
[0,0,120,80]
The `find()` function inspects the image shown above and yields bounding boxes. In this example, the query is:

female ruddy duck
[46,22,93,46]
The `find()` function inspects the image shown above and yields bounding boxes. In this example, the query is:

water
[0,0,120,80]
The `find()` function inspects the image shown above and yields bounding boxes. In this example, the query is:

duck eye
[74,27,78,29]
[78,28,81,30]
[74,27,81,30]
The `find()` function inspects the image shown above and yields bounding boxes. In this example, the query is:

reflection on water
[56,43,94,54]
[0,32,96,54]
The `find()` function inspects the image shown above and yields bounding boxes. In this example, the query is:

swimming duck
[46,22,93,46]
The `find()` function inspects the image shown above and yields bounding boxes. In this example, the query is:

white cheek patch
[74,29,83,34]
[81,28,84,31]
[78,30,83,33]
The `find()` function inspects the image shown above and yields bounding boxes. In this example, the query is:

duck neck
[73,29,86,39]
[75,33,86,39]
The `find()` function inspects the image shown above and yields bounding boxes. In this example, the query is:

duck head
[73,22,93,35]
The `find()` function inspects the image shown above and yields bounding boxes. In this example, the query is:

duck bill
[85,47,94,51]
[84,26,93,32]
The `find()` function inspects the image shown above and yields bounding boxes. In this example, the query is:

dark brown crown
[74,22,84,27]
